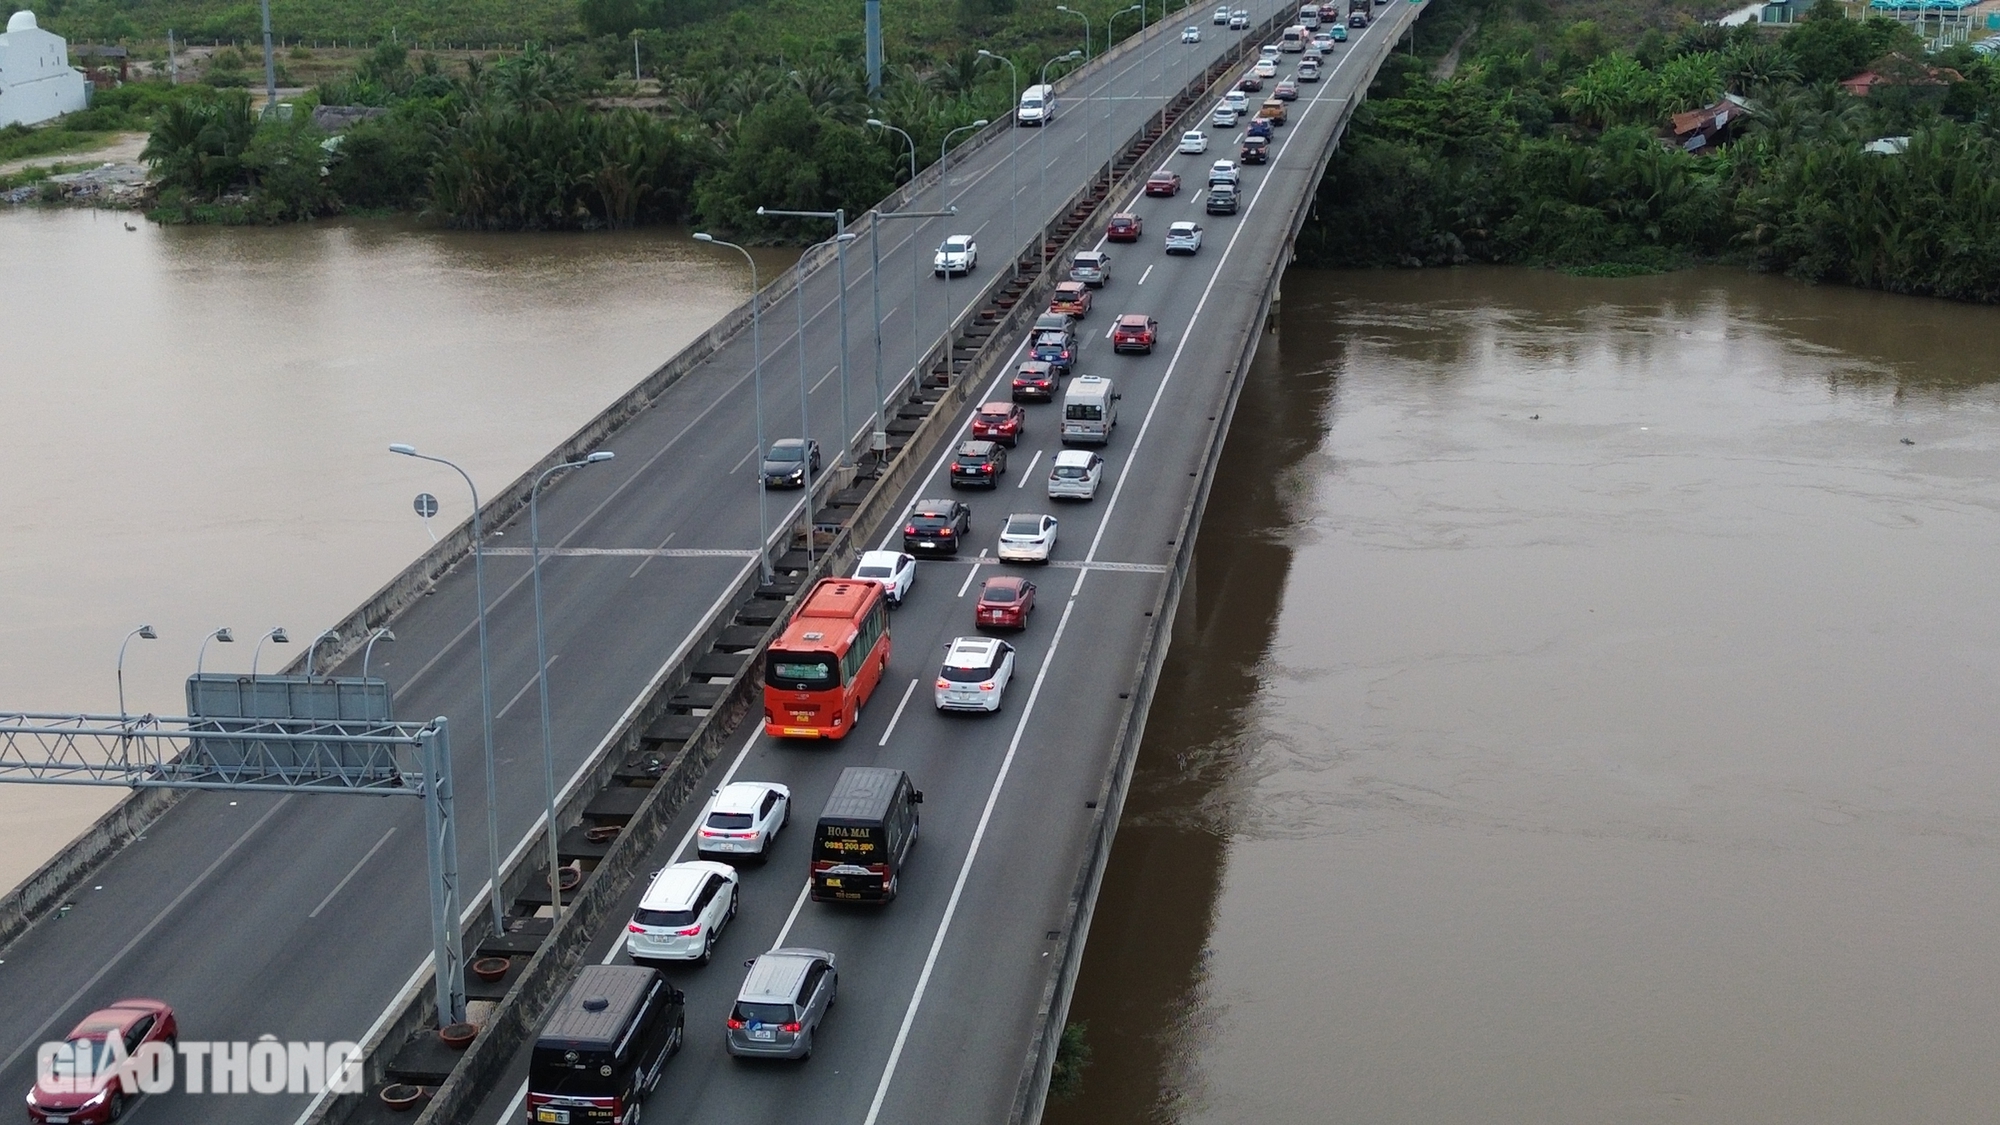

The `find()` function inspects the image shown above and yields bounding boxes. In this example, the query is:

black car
[1012,360,1059,403]
[1205,185,1240,215]
[903,499,973,554]
[949,440,1008,489]
[761,438,822,488]
[1030,329,1076,377]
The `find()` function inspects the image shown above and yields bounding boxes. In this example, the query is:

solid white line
[0,797,293,1077]
[494,655,559,722]
[956,550,989,598]
[860,596,1079,1125]
[1015,449,1044,487]
[878,677,921,747]
[771,880,813,948]
[1139,264,1155,285]
[309,827,397,919]
[626,531,677,579]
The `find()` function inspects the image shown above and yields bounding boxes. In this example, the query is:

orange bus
[763,577,892,739]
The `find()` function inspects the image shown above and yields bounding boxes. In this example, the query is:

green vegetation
[124,0,1179,235]
[1048,1021,1091,1100]
[1302,0,2000,301]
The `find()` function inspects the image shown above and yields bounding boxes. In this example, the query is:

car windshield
[768,445,803,462]
[732,1002,795,1025]
[1005,516,1043,535]
[633,905,697,927]
[982,586,1018,604]
[707,811,755,829]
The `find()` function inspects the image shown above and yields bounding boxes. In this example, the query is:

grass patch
[1047,1021,1091,1102]
[0,124,116,165]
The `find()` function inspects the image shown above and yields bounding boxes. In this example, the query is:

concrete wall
[0,14,89,127]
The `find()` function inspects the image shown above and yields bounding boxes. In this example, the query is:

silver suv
[726,947,837,1060]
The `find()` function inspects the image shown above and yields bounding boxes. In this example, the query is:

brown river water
[8,210,2000,1122]
[0,208,786,893]
[1048,267,2000,1125]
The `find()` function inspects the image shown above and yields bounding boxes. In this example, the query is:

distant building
[1839,56,1962,96]
[0,10,89,127]
[1666,94,1754,153]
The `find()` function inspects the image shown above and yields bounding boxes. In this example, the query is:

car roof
[714,781,783,813]
[1149,169,1176,177]
[1052,449,1097,466]
[912,498,957,516]
[943,233,972,241]
[1054,280,1085,291]
[945,636,1006,667]
[1017,359,1053,371]
[1169,221,1199,231]
[857,549,906,567]
[978,401,1015,412]
[982,575,1029,594]
[1111,211,1137,219]
[770,437,805,449]
[639,861,731,911]
[68,1003,160,1039]
[1117,313,1152,326]
[1074,250,1104,261]
[739,947,832,1005]
[1004,511,1050,527]
[959,439,998,454]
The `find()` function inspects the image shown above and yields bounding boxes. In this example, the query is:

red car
[1145,170,1181,197]
[26,999,178,1124]
[971,401,1026,446]
[977,575,1037,630]
[1049,281,1093,320]
[1111,313,1159,354]
[1105,212,1142,242]
[1011,360,1058,402]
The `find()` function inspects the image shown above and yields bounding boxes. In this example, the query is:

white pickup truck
[933,235,977,276]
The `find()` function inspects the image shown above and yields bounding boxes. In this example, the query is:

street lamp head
[213,628,235,643]
[269,627,290,644]
[584,451,616,463]
[388,443,417,456]
[756,206,768,216]
[835,233,858,243]
[977,49,994,57]
[866,117,885,127]
[973,118,990,127]
[692,232,715,243]
[1069,49,1083,58]
[136,625,157,640]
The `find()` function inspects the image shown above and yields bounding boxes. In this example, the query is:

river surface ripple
[1053,266,2000,1125]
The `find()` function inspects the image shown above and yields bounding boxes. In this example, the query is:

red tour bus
[763,577,892,739]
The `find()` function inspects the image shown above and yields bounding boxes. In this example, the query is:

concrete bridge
[0,3,1424,1123]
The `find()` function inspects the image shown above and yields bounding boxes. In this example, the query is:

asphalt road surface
[0,4,1418,1124]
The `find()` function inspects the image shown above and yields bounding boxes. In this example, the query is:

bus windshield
[766,651,838,690]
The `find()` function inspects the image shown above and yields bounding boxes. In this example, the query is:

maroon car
[1105,212,1143,242]
[1237,73,1263,91]
[1144,170,1182,197]
[977,576,1037,630]
[971,401,1026,446]
[26,999,178,1124]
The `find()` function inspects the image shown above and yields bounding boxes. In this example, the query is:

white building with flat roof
[0,11,88,127]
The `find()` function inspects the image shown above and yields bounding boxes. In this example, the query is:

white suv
[935,637,1018,712]
[696,781,792,862]
[1047,449,1105,500]
[626,861,739,964]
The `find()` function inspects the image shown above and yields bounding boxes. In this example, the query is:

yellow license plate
[781,726,817,737]
[535,1109,569,1124]
[823,878,842,887]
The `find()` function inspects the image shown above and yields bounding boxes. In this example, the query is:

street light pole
[361,628,395,679]
[530,450,615,918]
[861,206,957,463]
[250,626,289,678]
[691,234,774,585]
[388,442,506,931]
[866,119,921,370]
[937,120,989,386]
[976,51,1020,276]
[116,625,157,720]
[195,627,233,676]
[1038,52,1085,270]
[303,628,340,678]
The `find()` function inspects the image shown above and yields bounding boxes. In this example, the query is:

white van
[1017,84,1057,126]
[1060,376,1119,445]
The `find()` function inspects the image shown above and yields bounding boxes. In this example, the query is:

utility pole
[258,0,277,112]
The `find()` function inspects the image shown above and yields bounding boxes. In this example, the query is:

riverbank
[1299,0,2000,302]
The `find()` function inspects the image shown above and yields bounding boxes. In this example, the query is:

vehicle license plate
[823,877,842,887]
[45,1117,70,1124]
[749,1029,776,1042]
[534,1109,569,1124]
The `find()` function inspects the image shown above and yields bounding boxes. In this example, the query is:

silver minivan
[1069,250,1110,287]
[1017,83,1056,125]
[1047,449,1105,499]
[726,947,837,1060]
[1060,376,1118,445]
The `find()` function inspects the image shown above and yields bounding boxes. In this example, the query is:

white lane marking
[810,362,841,394]
[860,596,1079,1125]
[309,827,397,919]
[956,550,989,598]
[731,443,757,474]
[626,531,677,579]
[1103,325,1116,340]
[1015,449,1044,487]
[879,677,921,747]
[771,880,813,948]
[494,655,559,722]
[0,797,294,1077]
[1139,264,1155,285]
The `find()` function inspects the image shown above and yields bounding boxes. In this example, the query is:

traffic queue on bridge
[513,10,1341,1121]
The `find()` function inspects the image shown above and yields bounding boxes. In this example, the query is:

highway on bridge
[0,3,1419,1123]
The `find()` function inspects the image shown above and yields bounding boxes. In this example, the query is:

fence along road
[445,7,1425,1125]
[0,4,1335,1125]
